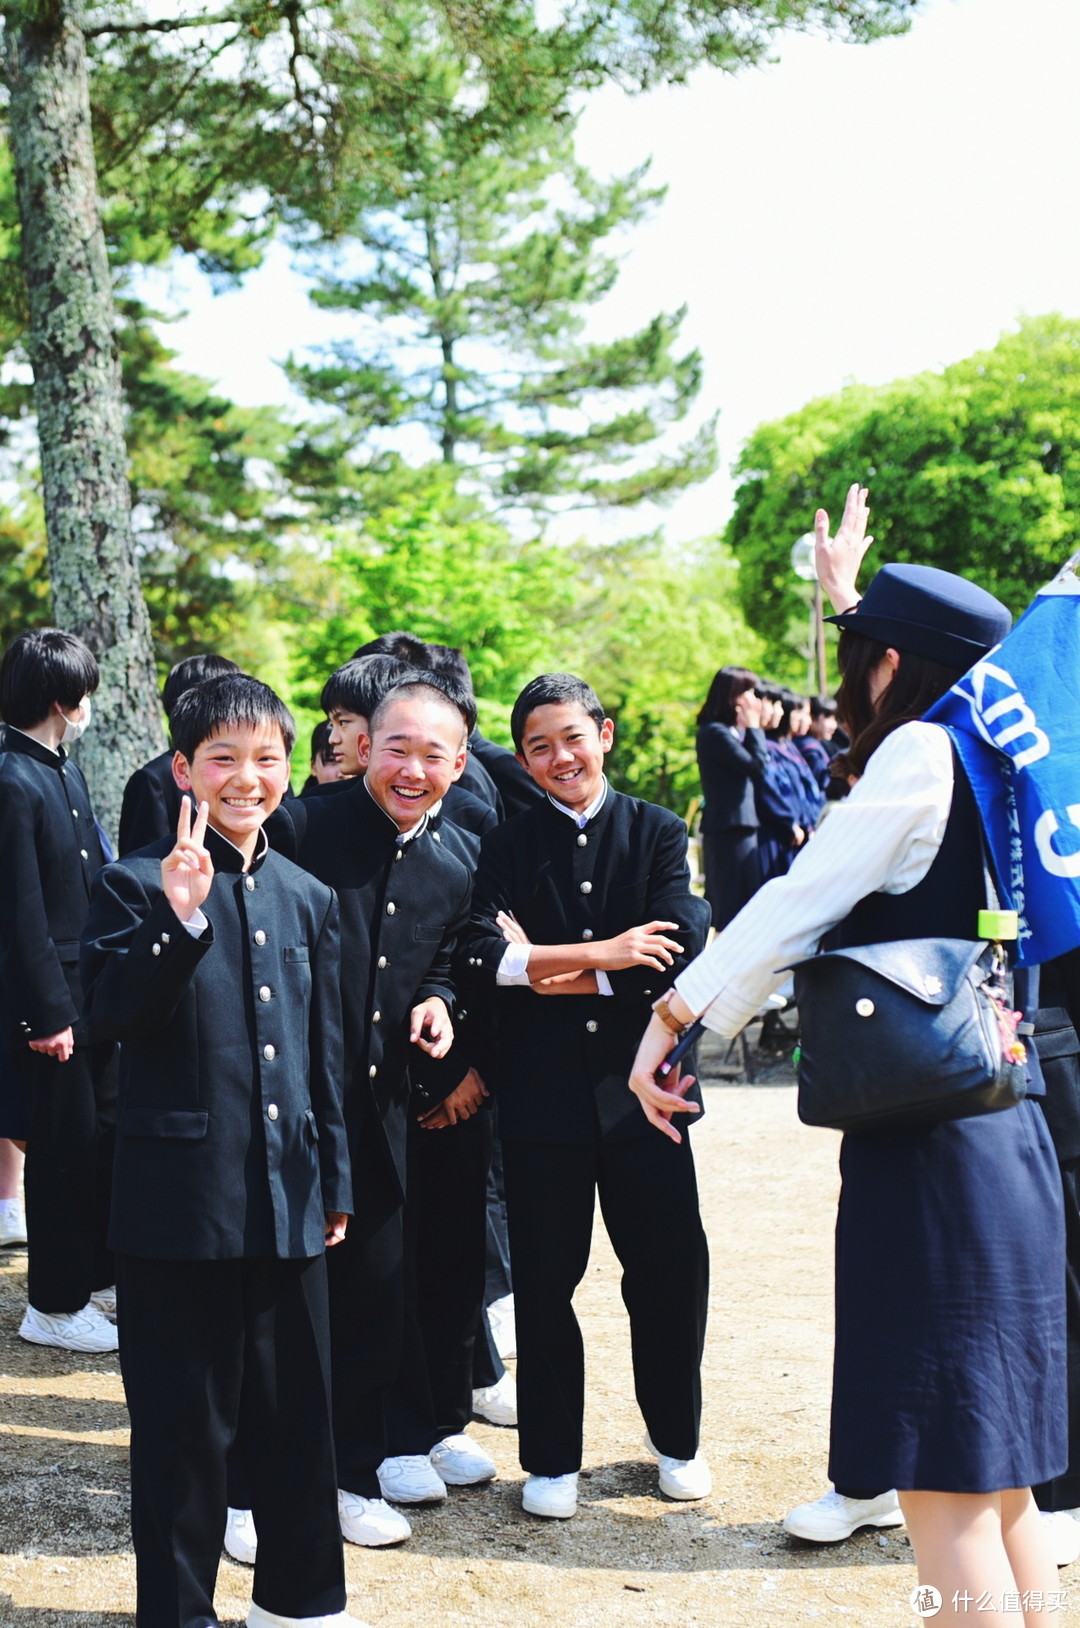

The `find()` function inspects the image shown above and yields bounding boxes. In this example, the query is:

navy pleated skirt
[829,1097,1068,1493]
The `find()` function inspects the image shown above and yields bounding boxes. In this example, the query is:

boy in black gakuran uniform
[81,674,362,1628]
[467,674,712,1519]
[0,628,117,1353]
[267,673,474,1546]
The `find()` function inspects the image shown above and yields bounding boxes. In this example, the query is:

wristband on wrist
[651,991,686,1035]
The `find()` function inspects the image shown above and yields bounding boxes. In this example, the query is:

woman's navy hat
[825,563,1011,670]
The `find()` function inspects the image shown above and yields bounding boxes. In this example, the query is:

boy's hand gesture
[162,798,214,924]
[410,995,454,1058]
[600,921,684,972]
[418,1065,489,1129]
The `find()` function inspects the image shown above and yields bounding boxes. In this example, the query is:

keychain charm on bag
[978,909,1027,1070]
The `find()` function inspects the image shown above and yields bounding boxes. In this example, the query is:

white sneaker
[247,1605,371,1628]
[337,1490,411,1547]
[19,1302,118,1353]
[430,1433,497,1486]
[0,1201,26,1247]
[224,1506,258,1565]
[487,1293,516,1361]
[522,1472,578,1519]
[783,1487,904,1542]
[472,1372,518,1427]
[377,1453,447,1504]
[1042,1510,1080,1567]
[645,1436,711,1500]
[89,1285,117,1322]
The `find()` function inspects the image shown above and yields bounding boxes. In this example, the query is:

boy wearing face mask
[0,628,118,1352]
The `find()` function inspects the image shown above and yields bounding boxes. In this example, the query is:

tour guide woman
[630,487,1067,1625]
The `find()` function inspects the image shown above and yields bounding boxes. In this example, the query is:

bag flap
[784,937,989,1007]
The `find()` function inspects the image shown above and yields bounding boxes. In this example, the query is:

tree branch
[83,10,248,38]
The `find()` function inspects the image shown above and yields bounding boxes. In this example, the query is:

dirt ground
[0,1033,1067,1628]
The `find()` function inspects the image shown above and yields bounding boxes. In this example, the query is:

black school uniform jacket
[80,827,351,1260]
[467,790,711,1144]
[266,778,472,1195]
[118,749,182,857]
[470,730,544,819]
[0,730,105,1048]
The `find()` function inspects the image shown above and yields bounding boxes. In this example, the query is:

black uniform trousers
[21,1041,115,1313]
[117,1253,345,1628]
[474,1133,512,1392]
[384,1108,496,1450]
[327,1097,410,1497]
[502,1129,709,1476]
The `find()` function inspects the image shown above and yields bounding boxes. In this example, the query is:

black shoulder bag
[788,841,1029,1135]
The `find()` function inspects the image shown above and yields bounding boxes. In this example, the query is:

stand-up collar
[362,774,429,844]
[3,727,66,769]
[204,822,269,875]
[543,777,612,834]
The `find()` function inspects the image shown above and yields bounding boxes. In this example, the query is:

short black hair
[368,669,470,744]
[425,644,477,732]
[0,628,99,730]
[510,674,606,753]
[320,654,408,721]
[351,631,430,666]
[310,718,336,766]
[161,654,242,721]
[170,674,296,762]
[810,695,838,720]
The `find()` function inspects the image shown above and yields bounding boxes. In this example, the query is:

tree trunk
[6,4,164,841]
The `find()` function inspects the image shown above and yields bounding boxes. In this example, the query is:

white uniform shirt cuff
[594,970,614,996]
[181,907,209,938]
[496,941,532,985]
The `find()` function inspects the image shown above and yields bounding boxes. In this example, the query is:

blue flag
[927,553,1080,965]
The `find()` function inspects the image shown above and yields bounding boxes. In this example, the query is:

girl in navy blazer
[695,666,769,929]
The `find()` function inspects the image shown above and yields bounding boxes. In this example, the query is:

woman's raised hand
[814,483,874,616]
[161,797,214,922]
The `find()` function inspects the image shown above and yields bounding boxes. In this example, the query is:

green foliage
[566,533,765,810]
[120,302,298,672]
[550,0,918,88]
[287,471,574,713]
[728,315,1080,676]
[284,35,715,520]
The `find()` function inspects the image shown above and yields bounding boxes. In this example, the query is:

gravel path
[0,1039,1029,1626]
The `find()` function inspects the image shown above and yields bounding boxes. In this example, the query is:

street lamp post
[790,533,826,697]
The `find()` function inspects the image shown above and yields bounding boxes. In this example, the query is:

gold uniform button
[259,986,272,1002]
[151,943,161,956]
[580,880,592,894]
[263,1044,276,1061]
[161,933,170,945]
[254,930,266,946]
[586,1020,598,1033]
[267,1103,279,1121]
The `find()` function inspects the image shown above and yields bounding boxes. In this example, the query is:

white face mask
[61,696,92,745]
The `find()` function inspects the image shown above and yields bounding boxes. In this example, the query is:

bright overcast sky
[147,0,1080,547]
